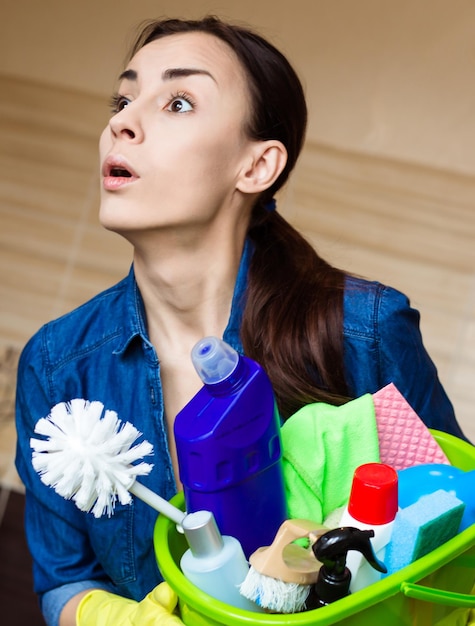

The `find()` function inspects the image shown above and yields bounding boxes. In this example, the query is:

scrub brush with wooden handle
[239,518,327,613]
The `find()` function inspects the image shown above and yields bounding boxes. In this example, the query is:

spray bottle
[306,527,387,609]
[174,336,288,558]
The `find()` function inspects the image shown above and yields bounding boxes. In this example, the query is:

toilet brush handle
[129,480,186,525]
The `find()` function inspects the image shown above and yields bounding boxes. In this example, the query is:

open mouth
[102,157,138,189]
[110,167,132,177]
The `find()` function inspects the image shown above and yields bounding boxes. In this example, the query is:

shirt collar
[113,265,151,355]
[223,238,253,354]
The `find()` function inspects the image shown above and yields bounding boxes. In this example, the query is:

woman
[15,15,467,626]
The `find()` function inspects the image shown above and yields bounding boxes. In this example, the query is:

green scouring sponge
[385,489,465,575]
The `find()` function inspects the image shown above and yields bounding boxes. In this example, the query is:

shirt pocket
[86,500,136,585]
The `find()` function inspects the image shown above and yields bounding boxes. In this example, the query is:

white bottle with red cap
[338,462,398,592]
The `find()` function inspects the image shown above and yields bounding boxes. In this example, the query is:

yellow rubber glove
[434,608,475,626]
[76,582,185,625]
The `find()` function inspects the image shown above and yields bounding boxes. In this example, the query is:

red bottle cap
[347,463,398,525]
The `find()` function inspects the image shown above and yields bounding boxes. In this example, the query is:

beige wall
[1,2,474,487]
[3,0,475,173]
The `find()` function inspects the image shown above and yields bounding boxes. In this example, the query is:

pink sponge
[373,383,449,470]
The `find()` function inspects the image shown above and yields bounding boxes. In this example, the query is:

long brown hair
[128,16,350,418]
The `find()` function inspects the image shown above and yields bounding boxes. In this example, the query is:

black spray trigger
[315,526,386,573]
[307,526,387,608]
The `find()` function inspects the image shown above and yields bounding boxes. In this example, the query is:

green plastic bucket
[154,430,475,625]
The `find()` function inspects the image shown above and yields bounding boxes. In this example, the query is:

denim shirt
[15,244,465,625]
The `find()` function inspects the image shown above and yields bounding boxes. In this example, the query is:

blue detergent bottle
[174,336,288,558]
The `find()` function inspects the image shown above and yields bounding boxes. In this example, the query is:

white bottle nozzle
[191,337,239,385]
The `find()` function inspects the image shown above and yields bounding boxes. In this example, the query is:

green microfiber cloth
[281,394,380,523]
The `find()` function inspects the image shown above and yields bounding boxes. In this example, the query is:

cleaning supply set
[30,396,259,611]
[239,520,388,614]
[333,458,468,592]
[278,381,471,596]
[174,336,288,558]
[30,351,475,623]
[30,337,289,611]
[155,429,475,626]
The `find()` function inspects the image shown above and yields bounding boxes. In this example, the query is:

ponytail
[241,204,350,419]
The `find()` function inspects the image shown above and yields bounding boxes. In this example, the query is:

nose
[109,105,144,143]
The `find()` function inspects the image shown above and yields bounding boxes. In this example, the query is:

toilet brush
[30,398,185,524]
[30,399,264,611]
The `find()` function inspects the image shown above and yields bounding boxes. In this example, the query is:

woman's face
[99,32,255,239]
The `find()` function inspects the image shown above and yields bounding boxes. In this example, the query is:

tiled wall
[1,75,474,488]
[1,77,132,346]
[0,77,131,489]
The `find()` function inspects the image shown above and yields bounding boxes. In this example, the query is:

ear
[236,140,288,194]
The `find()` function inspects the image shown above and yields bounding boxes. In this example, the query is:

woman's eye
[167,95,194,113]
[110,94,130,114]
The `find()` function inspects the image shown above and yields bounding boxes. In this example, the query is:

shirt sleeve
[41,580,116,626]
[14,331,117,620]
[344,280,468,441]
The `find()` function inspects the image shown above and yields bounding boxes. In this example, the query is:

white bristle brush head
[30,399,154,518]
[239,566,312,613]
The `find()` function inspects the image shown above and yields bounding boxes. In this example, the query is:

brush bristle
[30,399,154,517]
[239,566,311,613]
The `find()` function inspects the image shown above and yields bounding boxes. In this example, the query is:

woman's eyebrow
[117,67,217,85]
[162,67,217,83]
[118,69,138,82]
